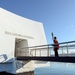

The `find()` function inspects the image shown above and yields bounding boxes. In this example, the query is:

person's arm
[52,44,58,46]
[52,40,59,46]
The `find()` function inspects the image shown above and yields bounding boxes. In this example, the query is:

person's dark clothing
[53,39,59,57]
[54,48,59,57]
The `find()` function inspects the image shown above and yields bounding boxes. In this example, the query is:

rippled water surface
[34,62,75,75]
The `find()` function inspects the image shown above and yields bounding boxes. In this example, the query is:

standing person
[52,36,60,57]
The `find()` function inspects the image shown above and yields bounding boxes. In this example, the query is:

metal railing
[16,41,75,57]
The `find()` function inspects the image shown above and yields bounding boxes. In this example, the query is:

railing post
[67,43,68,56]
[62,47,63,56]
[35,47,36,56]
[40,49,41,57]
[47,45,49,57]
[49,48,51,56]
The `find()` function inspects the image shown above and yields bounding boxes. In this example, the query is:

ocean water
[34,62,75,75]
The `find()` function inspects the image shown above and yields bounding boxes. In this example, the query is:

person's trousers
[54,50,59,57]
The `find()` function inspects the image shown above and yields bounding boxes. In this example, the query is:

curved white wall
[0,7,47,74]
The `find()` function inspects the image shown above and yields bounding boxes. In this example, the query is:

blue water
[34,62,75,75]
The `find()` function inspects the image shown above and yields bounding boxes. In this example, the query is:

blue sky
[1,0,75,44]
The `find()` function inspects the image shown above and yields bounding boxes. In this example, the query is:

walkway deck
[17,56,75,63]
[16,41,75,63]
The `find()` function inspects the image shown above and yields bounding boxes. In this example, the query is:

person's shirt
[53,39,59,49]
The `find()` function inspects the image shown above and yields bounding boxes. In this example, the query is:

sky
[1,0,75,44]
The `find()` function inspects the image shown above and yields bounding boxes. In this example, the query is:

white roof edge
[0,7,43,24]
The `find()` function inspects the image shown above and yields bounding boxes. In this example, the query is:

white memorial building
[0,8,49,75]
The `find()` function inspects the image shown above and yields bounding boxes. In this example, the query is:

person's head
[54,36,57,39]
